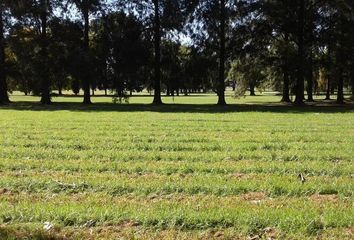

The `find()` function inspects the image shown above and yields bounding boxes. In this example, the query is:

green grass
[8,90,349,104]
[0,93,353,239]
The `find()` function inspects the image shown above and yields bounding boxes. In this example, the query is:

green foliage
[112,92,129,104]
[228,57,268,98]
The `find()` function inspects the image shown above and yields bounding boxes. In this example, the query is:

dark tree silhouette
[217,0,226,105]
[0,3,9,104]
[294,0,305,105]
[152,0,162,105]
[1,0,353,105]
[70,0,103,104]
[39,0,51,104]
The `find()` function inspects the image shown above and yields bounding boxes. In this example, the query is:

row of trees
[0,0,353,105]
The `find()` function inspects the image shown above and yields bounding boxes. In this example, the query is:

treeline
[0,0,353,105]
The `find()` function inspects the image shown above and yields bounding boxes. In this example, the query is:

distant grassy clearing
[0,95,353,239]
[10,91,282,104]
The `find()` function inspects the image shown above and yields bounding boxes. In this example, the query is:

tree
[161,40,183,96]
[259,0,299,103]
[39,0,51,104]
[192,0,236,105]
[126,0,197,104]
[92,11,151,98]
[0,2,9,104]
[304,1,317,102]
[152,0,162,104]
[217,0,227,105]
[69,0,104,104]
[319,0,353,104]
[6,0,58,104]
[228,56,268,97]
[294,0,306,105]
[333,0,353,104]
[48,17,84,95]
[183,47,217,94]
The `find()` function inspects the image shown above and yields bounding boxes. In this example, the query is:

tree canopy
[0,0,353,105]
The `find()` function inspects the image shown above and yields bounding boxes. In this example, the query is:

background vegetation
[0,0,353,105]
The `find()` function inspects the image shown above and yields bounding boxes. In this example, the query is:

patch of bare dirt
[120,220,141,228]
[0,188,9,195]
[247,227,280,240]
[229,172,247,179]
[309,194,339,203]
[240,192,267,201]
[344,226,354,237]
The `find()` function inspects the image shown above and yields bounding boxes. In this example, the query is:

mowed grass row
[0,170,353,197]
[1,111,353,163]
[1,158,353,176]
[0,95,354,238]
[0,193,353,233]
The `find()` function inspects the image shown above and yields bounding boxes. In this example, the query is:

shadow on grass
[1,100,354,113]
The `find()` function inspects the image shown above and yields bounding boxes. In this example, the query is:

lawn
[0,94,353,239]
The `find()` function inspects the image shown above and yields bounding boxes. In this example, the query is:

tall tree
[126,0,197,104]
[305,1,317,102]
[334,0,353,104]
[336,16,345,104]
[70,0,103,104]
[294,0,305,105]
[192,0,240,105]
[279,34,294,103]
[92,11,150,98]
[6,0,57,103]
[0,2,9,104]
[217,0,226,105]
[152,0,162,104]
[260,0,299,103]
[39,0,51,104]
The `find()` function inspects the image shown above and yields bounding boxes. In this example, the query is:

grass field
[0,93,353,239]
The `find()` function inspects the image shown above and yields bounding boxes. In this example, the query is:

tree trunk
[306,51,314,102]
[58,80,62,95]
[306,2,315,102]
[82,7,92,104]
[325,44,332,100]
[22,77,28,96]
[217,0,226,105]
[104,62,108,96]
[249,83,256,96]
[39,0,51,104]
[336,18,345,104]
[336,45,344,104]
[152,0,162,105]
[294,0,305,105]
[351,74,354,100]
[281,33,291,102]
[331,87,335,95]
[325,77,331,100]
[281,66,291,102]
[171,88,175,97]
[0,4,9,104]
[337,70,344,104]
